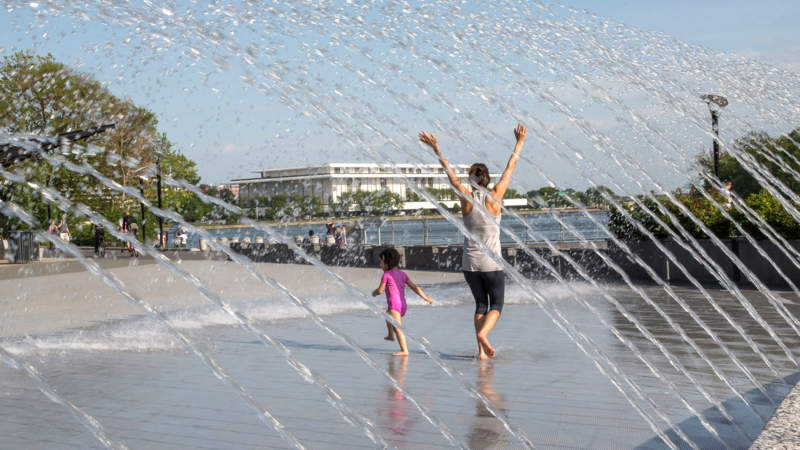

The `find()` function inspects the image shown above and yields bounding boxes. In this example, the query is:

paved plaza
[1,260,799,448]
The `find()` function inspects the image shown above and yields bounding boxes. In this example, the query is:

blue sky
[1,0,798,193]
[571,0,800,71]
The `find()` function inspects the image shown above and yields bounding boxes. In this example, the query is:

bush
[607,197,670,241]
[608,191,737,241]
[745,190,800,240]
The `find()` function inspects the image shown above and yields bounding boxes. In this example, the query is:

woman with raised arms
[419,123,526,359]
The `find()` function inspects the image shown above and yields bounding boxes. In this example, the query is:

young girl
[372,248,434,356]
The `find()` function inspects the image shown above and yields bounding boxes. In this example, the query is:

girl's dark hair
[379,247,401,269]
[469,163,491,188]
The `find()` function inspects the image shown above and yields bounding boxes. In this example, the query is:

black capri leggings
[463,270,505,315]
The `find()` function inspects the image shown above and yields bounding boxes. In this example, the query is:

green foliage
[607,196,670,241]
[608,190,736,241]
[608,187,800,242]
[525,186,614,209]
[425,187,456,200]
[674,191,733,238]
[584,186,616,208]
[698,128,800,199]
[603,126,800,242]
[173,190,215,223]
[744,190,800,240]
[503,188,525,199]
[406,188,458,202]
[68,220,96,246]
[334,190,402,216]
[0,52,205,237]
[0,52,108,134]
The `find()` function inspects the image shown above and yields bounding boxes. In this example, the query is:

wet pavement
[1,263,799,449]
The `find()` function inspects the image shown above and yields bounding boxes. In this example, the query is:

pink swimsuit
[382,269,409,316]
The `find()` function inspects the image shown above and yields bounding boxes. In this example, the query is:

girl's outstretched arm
[491,123,527,202]
[419,131,470,199]
[372,282,386,297]
[406,279,434,304]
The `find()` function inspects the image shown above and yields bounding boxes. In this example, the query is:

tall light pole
[701,94,728,177]
[138,176,147,242]
[131,166,150,243]
[156,152,164,248]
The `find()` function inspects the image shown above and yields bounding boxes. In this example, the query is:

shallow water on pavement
[2,279,799,449]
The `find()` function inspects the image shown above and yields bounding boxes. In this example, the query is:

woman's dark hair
[379,247,402,269]
[469,163,491,188]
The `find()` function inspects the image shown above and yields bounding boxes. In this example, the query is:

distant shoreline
[200,207,605,229]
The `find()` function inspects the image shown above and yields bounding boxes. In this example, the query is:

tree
[609,126,800,241]
[743,189,800,240]
[584,186,615,208]
[503,188,525,199]
[525,187,574,208]
[697,128,800,199]
[334,190,402,216]
[0,52,205,236]
[0,52,109,135]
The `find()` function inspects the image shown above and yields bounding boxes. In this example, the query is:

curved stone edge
[750,382,800,449]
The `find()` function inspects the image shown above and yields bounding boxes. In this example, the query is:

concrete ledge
[607,238,800,288]
[7,238,799,288]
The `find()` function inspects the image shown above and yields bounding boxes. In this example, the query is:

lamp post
[156,152,164,248]
[131,166,150,243]
[46,178,51,222]
[138,176,146,241]
[701,94,728,177]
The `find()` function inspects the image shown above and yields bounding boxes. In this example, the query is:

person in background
[120,211,131,254]
[724,180,733,209]
[57,215,70,243]
[121,211,132,233]
[92,222,106,257]
[322,222,333,244]
[304,229,315,244]
[129,221,139,256]
[47,219,58,249]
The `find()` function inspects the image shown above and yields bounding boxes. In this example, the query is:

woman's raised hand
[514,123,527,142]
[418,131,440,153]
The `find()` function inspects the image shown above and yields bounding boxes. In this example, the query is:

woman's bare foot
[392,351,409,357]
[477,343,488,359]
[477,334,496,358]
[384,335,395,341]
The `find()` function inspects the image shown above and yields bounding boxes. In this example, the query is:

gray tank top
[462,189,503,272]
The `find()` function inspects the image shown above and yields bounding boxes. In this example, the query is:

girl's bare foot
[477,334,496,358]
[384,335,395,341]
[392,351,409,357]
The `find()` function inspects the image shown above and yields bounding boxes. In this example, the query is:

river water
[180,210,608,248]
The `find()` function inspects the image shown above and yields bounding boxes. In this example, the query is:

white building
[233,163,527,210]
